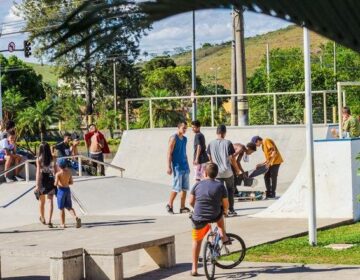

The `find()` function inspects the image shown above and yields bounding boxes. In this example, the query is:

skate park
[1,119,359,279]
[1,1,360,279]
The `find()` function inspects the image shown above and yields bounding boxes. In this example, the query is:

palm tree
[2,88,27,122]
[16,108,38,153]
[138,89,184,128]
[32,100,59,142]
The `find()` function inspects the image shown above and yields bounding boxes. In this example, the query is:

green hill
[26,62,58,86]
[173,25,330,89]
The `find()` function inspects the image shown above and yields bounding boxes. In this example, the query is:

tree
[32,100,59,142]
[97,109,119,139]
[137,90,184,128]
[17,0,150,118]
[57,90,85,132]
[0,55,45,106]
[2,88,27,122]
[143,66,199,96]
[144,57,176,72]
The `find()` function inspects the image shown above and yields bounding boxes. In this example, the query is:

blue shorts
[172,168,190,193]
[57,187,72,210]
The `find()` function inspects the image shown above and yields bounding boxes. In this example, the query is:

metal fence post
[211,97,215,127]
[25,161,29,182]
[273,93,278,125]
[149,99,154,129]
[342,90,346,106]
[125,99,129,130]
[78,157,82,177]
[332,106,337,124]
[323,91,327,124]
[337,82,343,138]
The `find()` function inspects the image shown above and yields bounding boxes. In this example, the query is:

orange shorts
[192,224,211,241]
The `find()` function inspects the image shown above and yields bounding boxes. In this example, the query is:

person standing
[55,158,82,229]
[331,106,360,138]
[85,124,110,176]
[191,120,209,182]
[53,133,72,158]
[207,125,240,216]
[166,121,191,214]
[35,142,57,228]
[252,136,283,199]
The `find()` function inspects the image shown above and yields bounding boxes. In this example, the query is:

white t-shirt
[0,138,12,152]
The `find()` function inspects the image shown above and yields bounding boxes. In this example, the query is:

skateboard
[235,165,268,201]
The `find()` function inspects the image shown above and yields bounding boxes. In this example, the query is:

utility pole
[113,59,117,113]
[210,67,220,110]
[231,10,237,126]
[304,27,317,246]
[235,8,248,126]
[191,10,197,121]
[333,42,337,89]
[266,43,270,92]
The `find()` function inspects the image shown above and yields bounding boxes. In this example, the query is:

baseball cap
[57,158,68,169]
[251,136,263,143]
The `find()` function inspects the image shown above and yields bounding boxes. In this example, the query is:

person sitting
[0,130,24,182]
[331,107,360,138]
[189,162,229,276]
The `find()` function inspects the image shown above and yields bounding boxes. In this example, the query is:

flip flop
[191,271,199,277]
[39,216,46,225]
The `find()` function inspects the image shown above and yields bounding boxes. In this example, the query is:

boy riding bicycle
[189,162,229,276]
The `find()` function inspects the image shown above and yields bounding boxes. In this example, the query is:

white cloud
[140,9,290,55]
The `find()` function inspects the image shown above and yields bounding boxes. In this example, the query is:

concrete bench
[0,248,83,280]
[84,235,176,280]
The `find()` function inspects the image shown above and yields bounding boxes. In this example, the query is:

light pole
[113,59,117,113]
[191,10,197,121]
[210,67,221,110]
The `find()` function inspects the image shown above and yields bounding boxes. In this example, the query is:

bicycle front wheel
[203,241,216,279]
[215,233,246,269]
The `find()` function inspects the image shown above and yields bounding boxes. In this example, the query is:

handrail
[0,154,125,182]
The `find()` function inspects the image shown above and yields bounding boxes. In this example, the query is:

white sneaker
[5,177,15,183]
[14,175,25,181]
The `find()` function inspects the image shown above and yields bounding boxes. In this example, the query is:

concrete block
[85,250,123,280]
[141,243,176,268]
[50,249,84,280]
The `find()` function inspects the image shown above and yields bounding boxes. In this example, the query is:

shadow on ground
[5,276,48,280]
[83,218,156,228]
[127,263,192,280]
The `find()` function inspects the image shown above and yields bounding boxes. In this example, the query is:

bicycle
[203,223,246,280]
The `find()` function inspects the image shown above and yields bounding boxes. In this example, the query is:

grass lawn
[243,222,360,265]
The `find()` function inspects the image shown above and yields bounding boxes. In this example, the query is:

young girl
[55,158,81,228]
[35,142,56,228]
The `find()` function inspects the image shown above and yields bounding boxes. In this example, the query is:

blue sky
[0,1,290,63]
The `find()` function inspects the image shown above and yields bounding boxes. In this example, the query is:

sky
[0,1,290,64]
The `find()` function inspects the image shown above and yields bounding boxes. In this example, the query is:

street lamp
[210,67,221,110]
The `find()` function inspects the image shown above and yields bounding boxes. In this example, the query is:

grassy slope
[244,222,360,265]
[26,62,58,86]
[174,25,330,89]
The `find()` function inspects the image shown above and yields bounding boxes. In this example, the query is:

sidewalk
[0,198,355,279]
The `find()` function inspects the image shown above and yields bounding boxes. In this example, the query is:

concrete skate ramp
[254,138,360,220]
[0,176,171,229]
[109,125,331,193]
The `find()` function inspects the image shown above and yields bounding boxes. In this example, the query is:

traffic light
[24,40,32,57]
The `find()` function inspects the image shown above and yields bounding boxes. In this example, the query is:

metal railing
[125,90,338,129]
[0,155,125,183]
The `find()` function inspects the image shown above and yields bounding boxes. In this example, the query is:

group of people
[0,120,25,182]
[166,120,283,215]
[35,123,109,228]
[0,120,110,228]
[165,120,283,276]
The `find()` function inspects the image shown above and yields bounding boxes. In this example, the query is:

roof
[140,0,360,53]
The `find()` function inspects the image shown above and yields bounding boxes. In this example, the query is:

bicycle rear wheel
[215,233,246,269]
[203,241,216,279]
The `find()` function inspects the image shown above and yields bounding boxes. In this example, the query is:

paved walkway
[0,204,355,279]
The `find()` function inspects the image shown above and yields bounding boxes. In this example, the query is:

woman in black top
[35,142,57,228]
